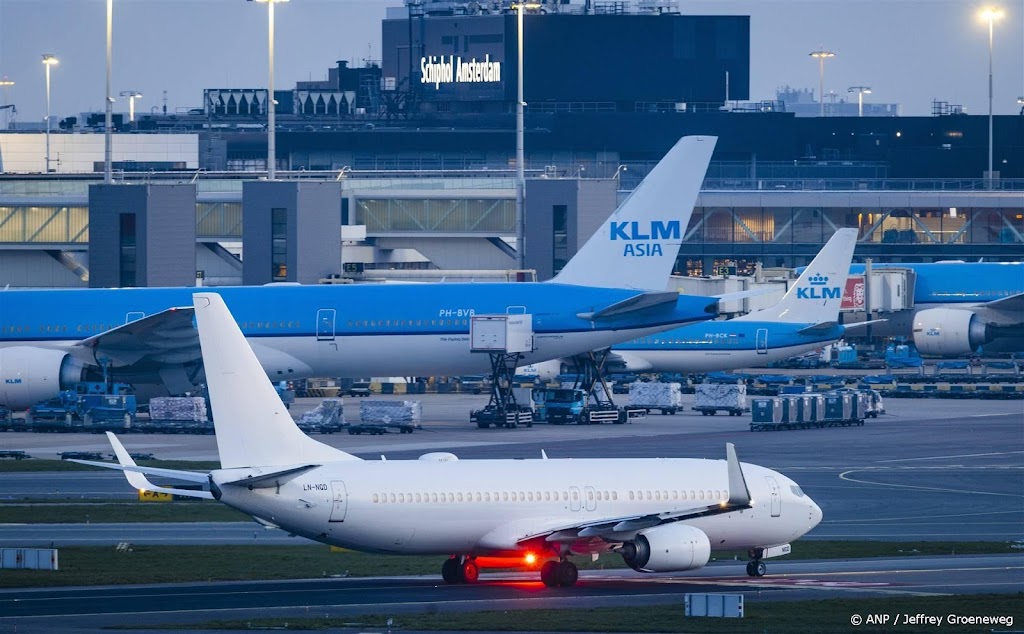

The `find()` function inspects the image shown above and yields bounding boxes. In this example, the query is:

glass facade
[119,213,137,288]
[356,198,514,233]
[684,206,1023,245]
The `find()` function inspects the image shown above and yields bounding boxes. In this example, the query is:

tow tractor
[469,314,534,429]
[543,350,647,425]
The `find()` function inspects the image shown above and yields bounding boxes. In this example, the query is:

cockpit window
[790,485,805,497]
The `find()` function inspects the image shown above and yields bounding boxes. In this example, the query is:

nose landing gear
[745,559,767,577]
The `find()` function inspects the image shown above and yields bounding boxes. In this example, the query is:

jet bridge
[469,314,535,429]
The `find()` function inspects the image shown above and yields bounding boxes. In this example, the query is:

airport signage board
[420,55,502,89]
[841,277,865,310]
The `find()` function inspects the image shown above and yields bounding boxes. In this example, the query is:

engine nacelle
[0,347,87,410]
[515,359,562,381]
[619,523,711,573]
[912,309,990,357]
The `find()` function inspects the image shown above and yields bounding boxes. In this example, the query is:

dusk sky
[0,0,1021,123]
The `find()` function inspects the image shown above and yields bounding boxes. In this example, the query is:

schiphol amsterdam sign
[420,54,502,89]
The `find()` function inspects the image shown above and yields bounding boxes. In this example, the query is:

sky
[0,0,1021,123]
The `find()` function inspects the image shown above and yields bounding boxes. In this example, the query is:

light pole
[980,7,1003,188]
[120,91,142,122]
[848,86,871,117]
[104,0,113,183]
[252,0,288,181]
[809,50,835,117]
[513,2,540,271]
[0,78,13,130]
[42,54,58,173]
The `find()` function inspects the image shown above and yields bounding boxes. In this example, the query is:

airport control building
[0,0,1021,288]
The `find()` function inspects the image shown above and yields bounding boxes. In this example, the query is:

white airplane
[76,293,823,586]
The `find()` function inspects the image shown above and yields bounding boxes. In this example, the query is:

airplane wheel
[556,560,578,587]
[461,559,480,583]
[540,560,559,587]
[746,560,766,577]
[441,558,460,584]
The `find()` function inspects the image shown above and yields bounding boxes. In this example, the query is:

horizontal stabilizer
[797,321,838,335]
[69,460,214,500]
[841,318,889,331]
[577,291,679,321]
[220,465,321,489]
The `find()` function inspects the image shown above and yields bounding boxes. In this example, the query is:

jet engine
[912,309,990,357]
[619,523,711,573]
[515,359,562,381]
[0,347,87,410]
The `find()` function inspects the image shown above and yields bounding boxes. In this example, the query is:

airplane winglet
[725,443,752,508]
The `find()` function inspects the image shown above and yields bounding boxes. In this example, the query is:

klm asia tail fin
[737,228,858,324]
[549,135,716,291]
[193,292,360,469]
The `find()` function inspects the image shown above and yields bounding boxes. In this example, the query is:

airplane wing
[981,292,1024,313]
[514,444,752,553]
[73,306,199,367]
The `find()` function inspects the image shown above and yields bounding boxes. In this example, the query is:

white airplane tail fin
[550,135,716,291]
[193,292,360,468]
[737,228,858,324]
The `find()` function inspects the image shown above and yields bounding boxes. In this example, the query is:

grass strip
[0,459,220,472]
[1,542,1018,589]
[1,503,249,523]
[124,594,1024,632]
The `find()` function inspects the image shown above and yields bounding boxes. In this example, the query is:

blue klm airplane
[0,136,726,410]
[606,228,863,373]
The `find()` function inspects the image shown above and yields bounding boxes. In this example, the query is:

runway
[1,555,1021,631]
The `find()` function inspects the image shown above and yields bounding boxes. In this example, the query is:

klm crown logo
[610,220,681,257]
[797,272,840,300]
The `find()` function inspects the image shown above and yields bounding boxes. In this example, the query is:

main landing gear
[540,559,578,587]
[441,556,480,584]
[440,556,579,587]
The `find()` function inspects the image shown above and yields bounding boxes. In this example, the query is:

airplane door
[125,311,144,324]
[316,309,336,342]
[756,328,768,355]
[765,476,781,517]
[584,486,597,512]
[329,480,348,522]
[569,486,582,512]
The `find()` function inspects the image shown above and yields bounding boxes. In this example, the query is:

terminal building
[0,0,1021,289]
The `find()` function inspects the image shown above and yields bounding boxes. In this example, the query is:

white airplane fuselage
[213,458,821,557]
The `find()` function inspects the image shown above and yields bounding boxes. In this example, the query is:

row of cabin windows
[370,489,727,505]
[346,319,470,329]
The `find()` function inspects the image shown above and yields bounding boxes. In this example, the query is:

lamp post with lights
[251,0,289,181]
[42,54,58,173]
[513,2,540,270]
[809,50,835,117]
[848,86,871,117]
[0,78,13,130]
[980,7,1003,188]
[120,91,142,122]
